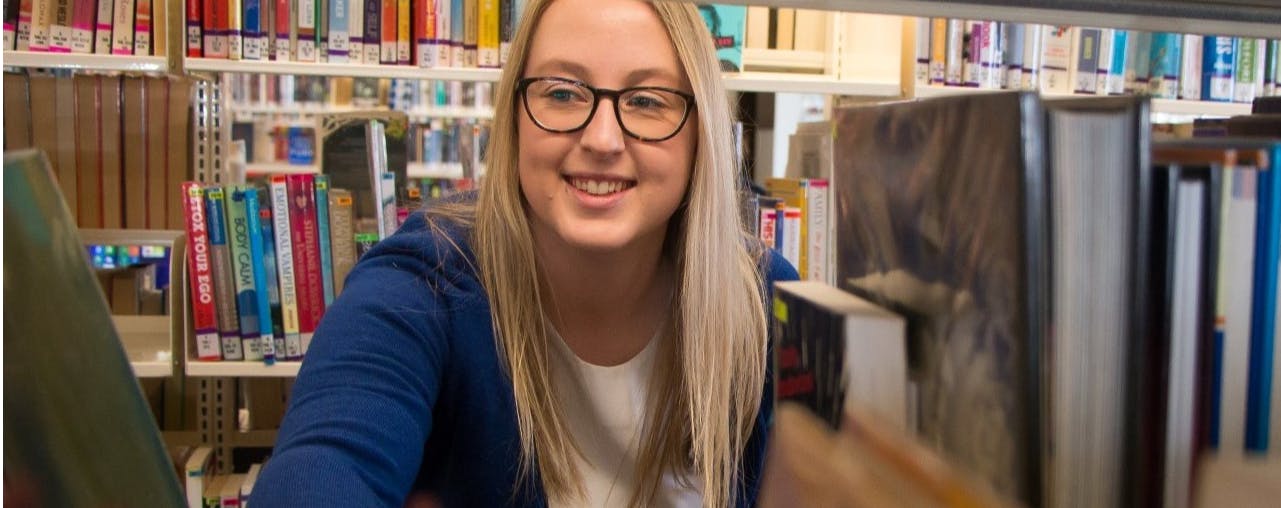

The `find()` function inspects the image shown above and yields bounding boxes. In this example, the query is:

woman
[253,0,797,506]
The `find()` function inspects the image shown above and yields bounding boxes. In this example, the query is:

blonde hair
[427,1,768,506]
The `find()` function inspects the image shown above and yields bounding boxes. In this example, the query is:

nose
[579,96,626,155]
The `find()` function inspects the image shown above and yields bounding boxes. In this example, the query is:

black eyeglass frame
[516,76,697,142]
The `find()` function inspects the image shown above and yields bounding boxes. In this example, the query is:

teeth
[572,178,629,196]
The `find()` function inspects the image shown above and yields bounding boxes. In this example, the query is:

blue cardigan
[252,207,798,507]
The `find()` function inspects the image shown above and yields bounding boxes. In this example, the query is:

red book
[273,0,288,60]
[379,0,394,63]
[286,174,324,355]
[186,0,201,56]
[181,182,224,361]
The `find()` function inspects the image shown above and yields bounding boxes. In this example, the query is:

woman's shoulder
[746,237,800,285]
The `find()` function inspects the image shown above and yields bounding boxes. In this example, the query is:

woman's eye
[627,94,667,109]
[545,87,588,103]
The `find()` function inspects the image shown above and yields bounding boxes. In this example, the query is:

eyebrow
[527,59,685,87]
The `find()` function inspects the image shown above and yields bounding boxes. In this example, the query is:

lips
[563,175,637,196]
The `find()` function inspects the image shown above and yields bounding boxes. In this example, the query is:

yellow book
[477,0,498,67]
[396,0,409,63]
[765,178,809,278]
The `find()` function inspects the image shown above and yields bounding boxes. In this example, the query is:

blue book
[1148,32,1183,98]
[697,5,746,73]
[314,175,336,307]
[258,202,287,359]
[244,187,277,365]
[1246,142,1281,452]
[1202,36,1236,102]
[328,0,349,61]
[363,0,380,64]
[243,0,262,59]
[1107,30,1129,95]
[227,187,264,361]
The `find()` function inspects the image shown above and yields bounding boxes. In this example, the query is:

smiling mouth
[564,176,637,196]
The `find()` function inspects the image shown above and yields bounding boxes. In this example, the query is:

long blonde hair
[427,2,768,506]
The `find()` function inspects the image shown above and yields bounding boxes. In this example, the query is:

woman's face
[517,0,698,256]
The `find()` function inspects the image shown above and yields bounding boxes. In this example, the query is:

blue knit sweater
[252,206,798,507]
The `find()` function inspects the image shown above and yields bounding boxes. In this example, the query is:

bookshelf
[1,51,170,72]
[244,162,321,175]
[913,85,1255,117]
[186,58,505,81]
[186,361,303,377]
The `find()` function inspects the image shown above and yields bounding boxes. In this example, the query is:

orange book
[101,76,124,228]
[4,73,32,150]
[145,76,168,228]
[54,75,79,220]
[74,74,103,228]
[122,76,147,229]
[378,0,394,63]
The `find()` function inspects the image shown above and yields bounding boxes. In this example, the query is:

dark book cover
[321,113,408,222]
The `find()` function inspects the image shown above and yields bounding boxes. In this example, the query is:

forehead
[525,0,688,88]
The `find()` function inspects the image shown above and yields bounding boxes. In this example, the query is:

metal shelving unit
[2,51,169,72]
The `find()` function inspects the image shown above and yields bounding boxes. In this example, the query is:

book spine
[259,202,286,356]
[1001,23,1024,89]
[1021,23,1042,90]
[1093,28,1113,95]
[4,1,14,49]
[68,0,93,52]
[347,0,362,61]
[1107,30,1129,95]
[414,0,430,67]
[316,0,326,59]
[1245,154,1281,451]
[1178,34,1202,100]
[243,0,261,58]
[943,18,962,86]
[927,17,945,85]
[361,0,377,62]
[327,0,348,61]
[182,183,224,361]
[376,0,391,62]
[269,175,303,360]
[287,174,323,355]
[29,0,52,50]
[297,0,315,60]
[273,0,288,59]
[449,0,461,66]
[314,175,336,307]
[962,20,980,87]
[498,0,511,65]
[1125,31,1153,93]
[805,179,829,284]
[244,188,277,364]
[1073,27,1100,94]
[1264,39,1278,97]
[394,0,406,63]
[1040,25,1073,93]
[48,0,71,52]
[477,0,496,67]
[109,0,133,54]
[226,186,264,361]
[758,206,777,248]
[328,188,356,295]
[1253,39,1265,96]
[461,0,474,66]
[17,0,33,50]
[1148,32,1182,99]
[227,0,242,58]
[979,21,1001,88]
[436,0,449,66]
[205,186,245,361]
[186,0,201,55]
[132,0,150,54]
[205,0,228,57]
[1234,37,1258,103]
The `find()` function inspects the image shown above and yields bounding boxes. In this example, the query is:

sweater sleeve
[252,216,453,507]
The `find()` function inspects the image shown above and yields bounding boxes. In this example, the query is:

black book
[321,112,409,225]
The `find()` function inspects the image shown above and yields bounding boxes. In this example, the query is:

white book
[328,0,349,62]
[348,0,363,63]
[48,0,71,52]
[1021,24,1043,90]
[1095,29,1114,95]
[1178,34,1203,100]
[1002,23,1025,90]
[944,19,963,86]
[269,175,303,360]
[297,0,316,61]
[184,447,215,508]
[781,207,801,271]
[912,17,930,86]
[109,0,133,54]
[1040,25,1074,93]
[805,179,830,284]
[435,0,449,66]
[1216,169,1258,456]
[29,0,54,50]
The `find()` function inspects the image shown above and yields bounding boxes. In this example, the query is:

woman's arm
[253,220,453,507]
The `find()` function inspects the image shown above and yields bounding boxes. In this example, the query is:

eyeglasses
[516,76,696,142]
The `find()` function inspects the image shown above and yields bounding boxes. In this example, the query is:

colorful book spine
[414,0,432,67]
[204,0,228,57]
[314,175,336,307]
[269,175,303,360]
[328,188,356,296]
[1040,25,1073,93]
[377,0,393,62]
[287,174,324,355]
[1002,23,1024,89]
[1265,40,1279,97]
[1202,36,1235,102]
[1148,32,1183,99]
[227,0,243,58]
[274,0,289,59]
[297,0,316,60]
[182,183,224,361]
[1124,31,1153,93]
[186,0,201,55]
[395,0,407,64]
[462,0,475,66]
[928,17,946,84]
[347,0,363,62]
[327,0,348,61]
[962,21,981,87]
[133,0,150,55]
[1106,30,1129,95]
[205,186,245,361]
[449,0,462,66]
[259,200,286,357]
[17,0,34,50]
[436,0,450,66]
[979,21,1001,89]
[1178,34,1203,100]
[4,0,15,49]
[478,0,498,67]
[1246,148,1281,452]
[244,188,277,364]
[48,0,71,52]
[68,0,93,52]
[226,186,265,361]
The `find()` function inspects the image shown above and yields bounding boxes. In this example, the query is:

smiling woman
[250,1,798,507]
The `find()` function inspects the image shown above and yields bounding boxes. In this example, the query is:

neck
[535,230,674,366]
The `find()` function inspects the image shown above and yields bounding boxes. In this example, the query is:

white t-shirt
[546,323,703,508]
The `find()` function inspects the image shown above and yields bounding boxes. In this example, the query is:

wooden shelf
[913,85,1251,117]
[721,0,1281,39]
[187,361,302,377]
[3,50,168,72]
[186,58,503,81]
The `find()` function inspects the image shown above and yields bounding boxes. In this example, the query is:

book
[122,76,146,228]
[4,149,188,508]
[257,201,286,355]
[73,74,101,227]
[205,186,245,361]
[133,0,151,54]
[772,281,909,430]
[244,189,276,363]
[227,186,266,361]
[328,188,356,295]
[100,76,123,228]
[53,75,78,222]
[3,73,31,150]
[313,174,336,307]
[269,175,303,360]
[287,173,324,355]
[697,5,745,73]
[187,0,202,55]
[1149,32,1184,99]
[182,183,223,361]
[184,446,215,508]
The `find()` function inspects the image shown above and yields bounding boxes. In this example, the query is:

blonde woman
[254,0,797,506]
